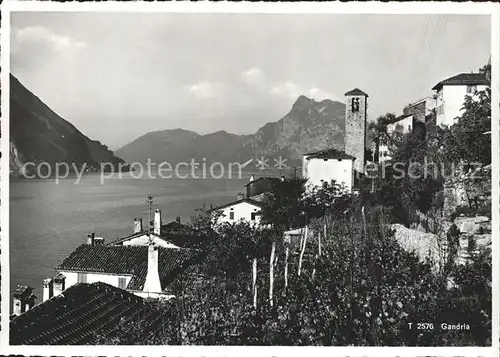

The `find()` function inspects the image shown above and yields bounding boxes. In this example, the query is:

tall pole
[146,194,153,243]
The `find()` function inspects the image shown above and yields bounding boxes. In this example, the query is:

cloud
[187,81,222,99]
[271,81,339,102]
[12,26,87,53]
[270,81,300,99]
[306,87,340,102]
[241,67,266,85]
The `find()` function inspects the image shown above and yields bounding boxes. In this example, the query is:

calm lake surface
[10,170,267,295]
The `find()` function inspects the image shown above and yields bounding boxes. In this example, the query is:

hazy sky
[11,12,490,149]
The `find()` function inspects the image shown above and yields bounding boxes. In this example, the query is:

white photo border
[1,2,499,356]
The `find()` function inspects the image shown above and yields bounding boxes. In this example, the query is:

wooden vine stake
[298,225,308,276]
[284,245,289,289]
[269,240,276,307]
[252,257,257,309]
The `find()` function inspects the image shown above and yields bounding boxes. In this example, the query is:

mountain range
[10,75,358,176]
[9,74,129,176]
[116,95,347,167]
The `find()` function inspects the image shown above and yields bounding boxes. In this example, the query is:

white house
[210,197,266,228]
[377,114,415,163]
[302,148,355,192]
[432,72,489,127]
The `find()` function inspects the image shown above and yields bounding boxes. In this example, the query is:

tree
[441,88,491,166]
[260,177,308,230]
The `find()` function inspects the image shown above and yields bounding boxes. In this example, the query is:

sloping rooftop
[160,221,210,248]
[304,148,356,160]
[56,245,198,291]
[244,176,282,187]
[10,282,148,345]
[208,198,266,212]
[384,113,413,125]
[432,72,489,91]
[344,88,369,97]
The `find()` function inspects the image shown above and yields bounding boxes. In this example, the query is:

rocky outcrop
[443,164,491,219]
[453,215,492,264]
[391,224,444,270]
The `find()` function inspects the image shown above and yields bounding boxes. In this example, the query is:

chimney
[134,218,143,233]
[143,244,162,293]
[237,192,244,200]
[52,273,66,296]
[87,233,95,245]
[94,237,105,245]
[12,286,36,316]
[250,174,255,182]
[154,209,162,235]
[42,278,53,302]
[175,216,181,224]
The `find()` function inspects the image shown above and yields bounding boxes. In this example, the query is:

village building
[433,72,489,127]
[209,175,281,228]
[210,196,266,227]
[10,282,151,345]
[12,286,36,316]
[302,148,355,192]
[376,96,432,163]
[40,243,197,302]
[301,88,368,192]
[109,209,206,248]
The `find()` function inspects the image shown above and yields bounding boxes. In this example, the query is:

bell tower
[344,88,368,173]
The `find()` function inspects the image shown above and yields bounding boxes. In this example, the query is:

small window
[118,277,127,290]
[77,273,87,283]
[229,210,235,220]
[466,85,477,94]
[251,212,257,221]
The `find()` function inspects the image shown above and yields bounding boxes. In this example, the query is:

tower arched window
[351,98,360,112]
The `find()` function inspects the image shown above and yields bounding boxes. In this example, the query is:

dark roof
[13,285,34,299]
[244,176,281,187]
[432,72,489,91]
[160,221,209,248]
[208,198,266,212]
[344,88,369,97]
[304,148,356,160]
[109,221,208,248]
[56,245,198,291]
[10,282,148,345]
[384,113,412,125]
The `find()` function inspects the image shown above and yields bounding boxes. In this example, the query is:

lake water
[10,170,269,296]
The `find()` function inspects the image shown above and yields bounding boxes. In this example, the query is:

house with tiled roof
[109,210,209,249]
[244,176,282,203]
[302,148,356,192]
[433,71,489,127]
[10,282,151,345]
[41,243,199,302]
[209,194,267,229]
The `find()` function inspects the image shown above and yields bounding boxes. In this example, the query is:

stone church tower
[344,88,368,173]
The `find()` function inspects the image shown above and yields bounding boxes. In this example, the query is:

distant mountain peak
[116,92,347,167]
